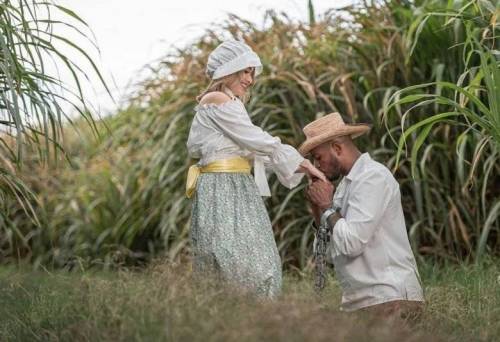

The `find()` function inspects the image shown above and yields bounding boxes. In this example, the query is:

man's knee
[360,300,424,323]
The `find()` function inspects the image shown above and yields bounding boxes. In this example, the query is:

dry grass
[1,259,498,341]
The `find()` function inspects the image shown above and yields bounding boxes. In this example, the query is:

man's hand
[305,186,323,226]
[306,179,335,212]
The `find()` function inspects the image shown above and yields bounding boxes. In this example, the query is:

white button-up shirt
[327,153,424,311]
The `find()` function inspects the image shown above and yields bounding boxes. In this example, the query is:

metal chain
[314,223,328,293]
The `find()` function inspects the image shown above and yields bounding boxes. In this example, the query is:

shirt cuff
[270,144,304,180]
[276,172,305,189]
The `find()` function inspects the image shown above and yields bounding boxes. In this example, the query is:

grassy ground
[0,259,498,341]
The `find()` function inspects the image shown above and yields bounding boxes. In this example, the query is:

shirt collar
[345,152,371,181]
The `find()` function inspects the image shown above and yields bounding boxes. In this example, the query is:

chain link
[314,223,328,293]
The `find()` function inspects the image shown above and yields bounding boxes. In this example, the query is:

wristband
[320,206,340,228]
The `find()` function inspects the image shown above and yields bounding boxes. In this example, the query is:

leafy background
[0,0,498,270]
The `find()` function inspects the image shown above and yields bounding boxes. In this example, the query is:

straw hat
[298,113,371,156]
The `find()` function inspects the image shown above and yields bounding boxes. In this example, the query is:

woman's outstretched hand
[297,159,327,182]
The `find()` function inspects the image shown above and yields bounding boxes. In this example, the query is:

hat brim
[298,124,371,156]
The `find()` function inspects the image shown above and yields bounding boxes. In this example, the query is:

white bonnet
[206,39,263,80]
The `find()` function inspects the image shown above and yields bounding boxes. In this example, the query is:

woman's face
[226,67,255,97]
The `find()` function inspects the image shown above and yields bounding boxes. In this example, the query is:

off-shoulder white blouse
[186,98,305,196]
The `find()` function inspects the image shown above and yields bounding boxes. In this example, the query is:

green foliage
[0,0,109,256]
[1,0,499,268]
[383,0,500,260]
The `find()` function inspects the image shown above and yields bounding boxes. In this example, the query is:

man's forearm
[311,205,322,227]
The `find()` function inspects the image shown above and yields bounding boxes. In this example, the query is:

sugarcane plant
[0,0,109,253]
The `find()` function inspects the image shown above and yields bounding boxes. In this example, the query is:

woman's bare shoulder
[199,91,232,106]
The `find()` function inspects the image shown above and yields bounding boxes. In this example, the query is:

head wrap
[206,39,263,80]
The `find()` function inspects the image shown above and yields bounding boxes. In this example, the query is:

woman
[186,39,325,298]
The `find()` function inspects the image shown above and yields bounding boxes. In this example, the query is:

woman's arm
[200,93,325,181]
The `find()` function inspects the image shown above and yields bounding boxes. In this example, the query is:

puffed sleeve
[260,156,304,189]
[202,100,305,187]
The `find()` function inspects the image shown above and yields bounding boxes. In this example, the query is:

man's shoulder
[355,158,397,187]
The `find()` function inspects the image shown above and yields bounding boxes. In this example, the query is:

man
[298,113,424,317]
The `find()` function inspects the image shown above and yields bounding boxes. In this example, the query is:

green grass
[1,259,498,341]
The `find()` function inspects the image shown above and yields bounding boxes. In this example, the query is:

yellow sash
[186,157,251,198]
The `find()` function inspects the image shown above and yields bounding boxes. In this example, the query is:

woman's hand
[297,159,327,182]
